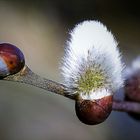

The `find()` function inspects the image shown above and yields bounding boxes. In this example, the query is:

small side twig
[113,100,140,114]
[3,65,140,114]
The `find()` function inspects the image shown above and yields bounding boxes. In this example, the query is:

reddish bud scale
[0,43,25,78]
[75,95,113,125]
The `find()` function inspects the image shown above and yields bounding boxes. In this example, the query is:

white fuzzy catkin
[61,20,124,100]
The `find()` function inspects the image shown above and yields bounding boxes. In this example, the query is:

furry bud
[61,20,124,125]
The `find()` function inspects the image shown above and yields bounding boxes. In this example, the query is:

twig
[3,65,76,100]
[113,100,140,114]
[2,65,140,114]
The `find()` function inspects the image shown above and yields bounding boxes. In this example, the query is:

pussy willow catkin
[61,20,124,125]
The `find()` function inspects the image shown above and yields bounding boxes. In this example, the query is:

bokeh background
[0,0,140,140]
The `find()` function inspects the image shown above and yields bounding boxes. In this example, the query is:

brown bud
[0,43,25,78]
[75,95,113,125]
[125,72,140,102]
[124,70,140,120]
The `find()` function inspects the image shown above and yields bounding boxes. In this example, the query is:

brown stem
[3,65,76,100]
[3,65,140,114]
[113,100,140,114]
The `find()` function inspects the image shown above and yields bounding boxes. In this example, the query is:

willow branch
[113,100,140,114]
[2,65,140,114]
[3,65,76,100]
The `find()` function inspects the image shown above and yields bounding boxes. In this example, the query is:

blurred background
[0,0,140,140]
